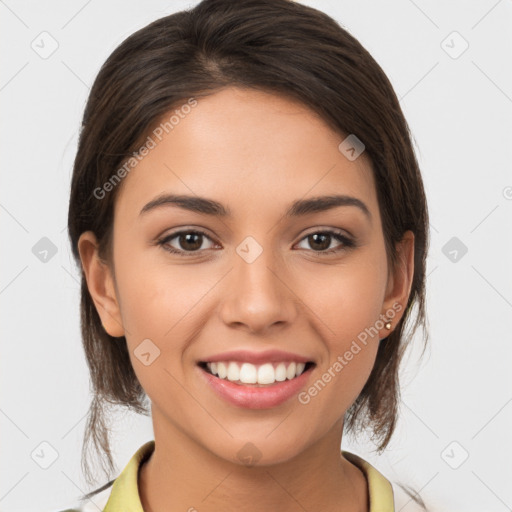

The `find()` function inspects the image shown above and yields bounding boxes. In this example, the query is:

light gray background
[1,1,511,511]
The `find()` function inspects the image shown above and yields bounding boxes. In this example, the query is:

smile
[197,360,316,409]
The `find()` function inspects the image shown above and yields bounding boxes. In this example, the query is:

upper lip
[199,349,314,365]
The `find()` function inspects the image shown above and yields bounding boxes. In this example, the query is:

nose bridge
[220,235,297,333]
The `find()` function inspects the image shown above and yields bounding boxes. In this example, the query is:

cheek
[112,246,227,393]
[295,257,386,406]
[113,235,212,339]
[113,255,213,398]
[297,256,387,344]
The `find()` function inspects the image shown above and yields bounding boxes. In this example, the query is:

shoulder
[52,440,154,512]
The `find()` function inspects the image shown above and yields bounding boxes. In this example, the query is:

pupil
[181,233,202,251]
[310,233,330,251]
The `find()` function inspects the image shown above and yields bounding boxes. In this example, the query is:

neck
[138,411,368,512]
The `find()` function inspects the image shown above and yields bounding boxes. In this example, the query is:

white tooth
[227,362,240,381]
[210,362,217,375]
[275,363,287,382]
[257,363,275,384]
[239,363,257,384]
[286,362,296,380]
[295,362,306,376]
[217,362,227,379]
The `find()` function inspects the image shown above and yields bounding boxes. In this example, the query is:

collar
[342,449,395,511]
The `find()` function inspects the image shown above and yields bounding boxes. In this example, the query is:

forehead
[114,86,378,223]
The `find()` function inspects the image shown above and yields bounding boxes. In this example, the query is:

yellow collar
[342,449,395,511]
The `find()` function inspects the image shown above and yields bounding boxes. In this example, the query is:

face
[79,86,413,466]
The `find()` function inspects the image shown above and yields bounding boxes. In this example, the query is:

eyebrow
[139,193,372,223]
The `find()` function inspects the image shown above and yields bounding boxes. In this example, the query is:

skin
[78,86,414,512]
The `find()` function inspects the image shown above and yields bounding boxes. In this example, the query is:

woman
[64,0,429,510]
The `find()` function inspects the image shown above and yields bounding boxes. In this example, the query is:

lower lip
[197,364,314,409]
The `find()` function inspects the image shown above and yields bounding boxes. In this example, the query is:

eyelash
[156,228,356,257]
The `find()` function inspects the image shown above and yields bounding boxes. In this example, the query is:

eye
[157,229,218,256]
[157,228,355,257]
[295,230,355,254]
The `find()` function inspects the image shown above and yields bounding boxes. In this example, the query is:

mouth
[196,356,317,409]
[197,360,316,387]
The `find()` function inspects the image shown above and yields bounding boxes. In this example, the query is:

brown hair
[68,0,429,500]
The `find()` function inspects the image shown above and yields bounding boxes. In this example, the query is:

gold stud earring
[384,320,392,330]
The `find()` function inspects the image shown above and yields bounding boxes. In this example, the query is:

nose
[219,244,299,335]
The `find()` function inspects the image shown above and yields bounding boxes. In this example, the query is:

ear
[77,231,125,338]
[379,230,415,338]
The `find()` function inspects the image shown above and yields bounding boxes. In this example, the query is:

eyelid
[299,225,354,239]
